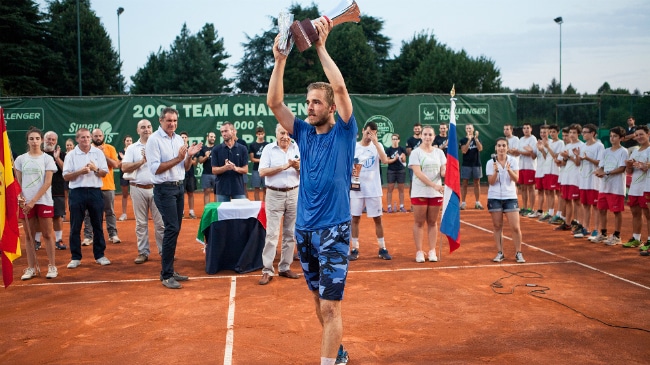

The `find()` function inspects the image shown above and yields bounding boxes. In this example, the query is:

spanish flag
[0,107,22,288]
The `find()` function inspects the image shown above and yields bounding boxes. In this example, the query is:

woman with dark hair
[14,127,59,279]
[487,137,525,263]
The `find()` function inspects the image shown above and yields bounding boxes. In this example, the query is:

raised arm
[313,18,352,123]
[267,35,295,135]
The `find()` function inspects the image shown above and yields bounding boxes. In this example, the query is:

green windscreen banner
[1,94,516,181]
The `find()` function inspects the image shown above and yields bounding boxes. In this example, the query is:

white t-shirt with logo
[14,152,58,205]
[408,147,446,198]
[598,147,628,195]
[350,142,383,198]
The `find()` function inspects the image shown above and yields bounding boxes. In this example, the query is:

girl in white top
[486,137,524,263]
[408,126,446,263]
[14,128,58,280]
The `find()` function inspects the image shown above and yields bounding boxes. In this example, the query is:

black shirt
[211,142,248,196]
[45,150,66,196]
[249,141,269,171]
[459,137,481,167]
[385,146,406,172]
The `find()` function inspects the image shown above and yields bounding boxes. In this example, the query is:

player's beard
[308,112,329,128]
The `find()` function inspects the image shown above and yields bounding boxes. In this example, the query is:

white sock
[548,209,555,215]
[55,231,63,241]
[387,204,392,209]
[633,233,641,240]
[400,204,404,208]
[35,232,42,242]
[321,358,335,365]
[189,209,195,214]
[351,237,359,248]
[377,237,385,249]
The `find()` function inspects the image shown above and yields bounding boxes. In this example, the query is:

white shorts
[350,196,383,218]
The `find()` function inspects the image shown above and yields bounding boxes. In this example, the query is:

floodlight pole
[554,16,563,93]
[117,7,124,93]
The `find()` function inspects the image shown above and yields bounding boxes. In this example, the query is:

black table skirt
[204,217,265,274]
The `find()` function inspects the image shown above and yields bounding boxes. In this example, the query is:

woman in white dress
[408,126,446,262]
[486,137,524,263]
[14,127,58,279]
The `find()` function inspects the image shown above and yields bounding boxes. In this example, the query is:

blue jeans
[216,194,247,202]
[68,188,106,260]
[153,183,184,280]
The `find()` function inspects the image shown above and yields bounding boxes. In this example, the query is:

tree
[131,23,231,94]
[235,6,389,94]
[382,32,501,94]
[0,0,60,96]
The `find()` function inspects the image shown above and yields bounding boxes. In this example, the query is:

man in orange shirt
[82,128,122,244]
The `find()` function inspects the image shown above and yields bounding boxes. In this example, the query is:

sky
[38,0,650,94]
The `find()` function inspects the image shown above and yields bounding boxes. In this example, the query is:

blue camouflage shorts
[295,221,350,301]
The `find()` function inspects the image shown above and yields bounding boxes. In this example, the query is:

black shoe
[162,277,182,289]
[173,272,189,281]
[55,240,67,250]
[34,241,41,251]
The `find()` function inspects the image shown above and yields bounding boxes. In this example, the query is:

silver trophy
[286,0,361,53]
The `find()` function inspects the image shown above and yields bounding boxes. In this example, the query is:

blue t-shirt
[291,114,357,230]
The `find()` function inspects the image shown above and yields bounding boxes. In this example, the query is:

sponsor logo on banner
[64,121,119,144]
[419,103,491,125]
[2,108,45,131]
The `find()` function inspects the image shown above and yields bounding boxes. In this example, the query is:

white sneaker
[605,235,621,246]
[526,211,541,218]
[81,238,93,246]
[428,250,438,262]
[118,214,127,221]
[460,202,467,210]
[493,252,505,262]
[515,252,526,263]
[46,265,58,279]
[67,260,81,269]
[109,235,121,244]
[95,256,111,266]
[589,234,607,243]
[415,251,425,263]
[21,267,37,280]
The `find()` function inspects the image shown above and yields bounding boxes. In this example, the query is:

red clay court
[1,190,649,364]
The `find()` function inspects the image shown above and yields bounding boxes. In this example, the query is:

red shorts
[411,197,443,206]
[18,204,54,219]
[597,193,625,213]
[534,177,544,190]
[644,191,650,202]
[628,195,648,209]
[561,185,580,200]
[543,174,559,190]
[579,189,598,206]
[517,169,535,185]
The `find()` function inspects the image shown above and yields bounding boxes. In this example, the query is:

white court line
[461,220,650,291]
[223,277,236,365]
